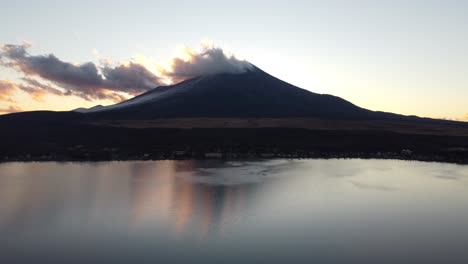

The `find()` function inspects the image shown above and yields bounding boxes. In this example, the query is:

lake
[0,159,467,263]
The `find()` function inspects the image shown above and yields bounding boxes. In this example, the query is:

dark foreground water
[0,159,467,264]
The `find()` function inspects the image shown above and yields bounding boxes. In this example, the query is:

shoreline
[1,124,467,166]
[2,151,467,165]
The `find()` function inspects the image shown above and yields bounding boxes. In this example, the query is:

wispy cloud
[1,78,70,102]
[18,77,67,101]
[0,80,18,102]
[0,105,22,114]
[0,44,162,102]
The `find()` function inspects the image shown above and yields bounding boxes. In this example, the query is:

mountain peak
[73,105,105,113]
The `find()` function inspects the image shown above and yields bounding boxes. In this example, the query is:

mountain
[73,105,105,113]
[1,65,467,163]
[0,65,463,125]
[79,66,398,120]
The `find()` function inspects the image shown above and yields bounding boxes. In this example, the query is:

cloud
[18,77,67,101]
[0,44,162,102]
[1,78,70,102]
[101,62,162,94]
[0,80,18,102]
[0,41,253,104]
[442,114,468,122]
[166,44,253,83]
[0,105,22,114]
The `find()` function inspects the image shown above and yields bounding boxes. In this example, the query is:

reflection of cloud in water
[435,175,460,181]
[128,160,257,238]
[433,168,467,181]
[178,160,303,186]
[0,161,258,240]
[350,180,397,192]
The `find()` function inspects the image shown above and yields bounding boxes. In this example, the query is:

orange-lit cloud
[1,78,73,103]
[443,113,468,122]
[18,78,66,101]
[0,42,252,107]
[0,105,22,114]
[0,80,17,102]
[0,44,161,102]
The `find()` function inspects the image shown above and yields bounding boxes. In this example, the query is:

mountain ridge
[78,66,394,120]
[1,65,466,126]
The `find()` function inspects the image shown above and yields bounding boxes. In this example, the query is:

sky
[1,0,467,120]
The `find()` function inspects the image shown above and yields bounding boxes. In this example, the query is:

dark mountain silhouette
[0,65,460,124]
[80,66,401,120]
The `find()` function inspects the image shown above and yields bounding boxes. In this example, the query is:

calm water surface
[0,159,467,263]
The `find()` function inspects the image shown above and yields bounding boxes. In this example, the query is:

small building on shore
[173,150,187,157]
[205,152,223,159]
[260,153,275,158]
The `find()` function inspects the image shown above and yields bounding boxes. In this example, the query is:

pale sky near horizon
[1,0,467,120]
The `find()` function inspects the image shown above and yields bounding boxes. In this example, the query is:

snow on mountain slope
[80,77,206,113]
